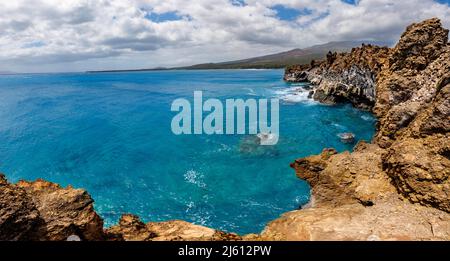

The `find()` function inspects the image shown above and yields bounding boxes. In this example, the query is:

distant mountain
[177,40,391,70]
[88,40,391,73]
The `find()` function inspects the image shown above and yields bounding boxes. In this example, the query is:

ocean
[0,69,376,234]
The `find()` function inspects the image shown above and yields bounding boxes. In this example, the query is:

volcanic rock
[270,18,450,240]
[0,175,104,241]
[105,214,241,241]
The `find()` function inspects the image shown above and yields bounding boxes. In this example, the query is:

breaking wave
[273,86,315,104]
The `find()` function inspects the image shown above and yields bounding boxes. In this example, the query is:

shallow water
[0,69,376,234]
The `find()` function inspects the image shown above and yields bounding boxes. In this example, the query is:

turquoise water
[0,70,376,234]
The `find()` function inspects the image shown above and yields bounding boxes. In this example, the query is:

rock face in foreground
[0,174,240,241]
[105,214,241,241]
[264,18,449,240]
[0,175,41,241]
[262,143,450,240]
[0,175,104,241]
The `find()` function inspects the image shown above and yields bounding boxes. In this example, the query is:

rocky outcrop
[0,174,240,241]
[267,18,450,240]
[0,174,104,241]
[261,143,450,240]
[285,45,390,110]
[0,175,42,241]
[15,179,105,241]
[105,214,241,241]
[372,18,450,211]
[290,143,396,207]
[383,135,450,212]
[261,198,450,241]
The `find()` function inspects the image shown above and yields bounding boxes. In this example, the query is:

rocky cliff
[0,176,104,241]
[284,44,390,110]
[0,18,449,241]
[0,174,240,241]
[265,18,449,240]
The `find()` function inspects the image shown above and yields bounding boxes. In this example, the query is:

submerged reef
[1,18,449,241]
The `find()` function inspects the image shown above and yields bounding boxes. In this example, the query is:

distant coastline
[87,40,389,74]
[86,68,281,73]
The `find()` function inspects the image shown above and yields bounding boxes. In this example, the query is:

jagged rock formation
[0,18,449,241]
[285,44,390,110]
[0,175,104,241]
[265,18,450,240]
[261,143,450,240]
[0,174,239,241]
[0,175,42,241]
[105,214,241,241]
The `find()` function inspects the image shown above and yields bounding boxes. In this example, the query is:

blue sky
[0,0,449,73]
[145,11,186,22]
[272,4,312,21]
[436,0,450,4]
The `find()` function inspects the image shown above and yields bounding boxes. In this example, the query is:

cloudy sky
[1,0,449,73]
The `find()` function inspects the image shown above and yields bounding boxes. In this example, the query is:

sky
[0,0,449,73]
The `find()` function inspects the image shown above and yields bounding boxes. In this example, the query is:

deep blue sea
[0,69,376,234]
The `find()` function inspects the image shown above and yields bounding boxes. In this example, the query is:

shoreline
[261,18,449,240]
[1,18,449,241]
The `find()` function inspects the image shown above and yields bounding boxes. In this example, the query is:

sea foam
[274,87,315,104]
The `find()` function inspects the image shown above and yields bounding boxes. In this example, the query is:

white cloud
[0,0,449,72]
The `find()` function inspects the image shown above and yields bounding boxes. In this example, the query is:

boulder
[338,133,356,143]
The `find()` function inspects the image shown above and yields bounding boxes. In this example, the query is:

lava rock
[338,133,356,143]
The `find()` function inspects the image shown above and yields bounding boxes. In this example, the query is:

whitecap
[273,86,315,104]
[185,201,195,213]
[281,92,311,103]
[184,169,206,188]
